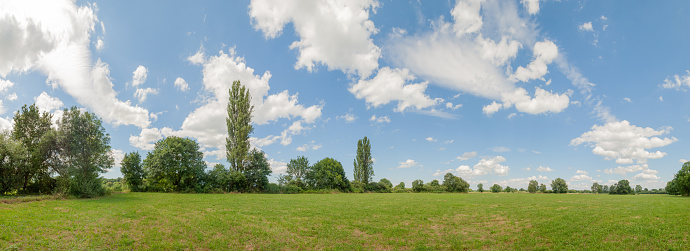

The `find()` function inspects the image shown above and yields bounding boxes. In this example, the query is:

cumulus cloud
[571,120,677,165]
[512,40,559,82]
[174,77,189,92]
[451,0,484,36]
[249,0,380,78]
[134,48,322,158]
[604,164,648,175]
[435,156,509,177]
[521,0,540,15]
[0,1,151,128]
[495,175,548,188]
[490,146,511,152]
[134,87,158,103]
[536,166,553,172]
[34,92,64,114]
[425,137,437,142]
[578,22,594,32]
[349,67,441,112]
[457,151,477,161]
[129,127,165,150]
[398,159,418,168]
[296,141,322,152]
[0,79,13,93]
[661,70,690,90]
[268,159,287,174]
[632,169,660,180]
[337,113,356,122]
[369,115,390,123]
[131,65,148,87]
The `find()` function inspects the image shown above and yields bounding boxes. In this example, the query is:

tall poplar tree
[226,80,254,171]
[353,136,374,184]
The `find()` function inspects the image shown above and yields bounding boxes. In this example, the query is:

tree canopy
[144,136,206,192]
[353,136,374,184]
[550,178,568,194]
[226,80,254,171]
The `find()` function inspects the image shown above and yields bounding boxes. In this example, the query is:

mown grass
[1,192,689,250]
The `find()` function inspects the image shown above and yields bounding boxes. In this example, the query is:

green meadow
[2,192,689,250]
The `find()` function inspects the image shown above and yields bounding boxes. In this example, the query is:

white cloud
[109,149,125,169]
[661,70,690,90]
[443,140,454,144]
[512,40,559,82]
[187,47,206,65]
[6,93,17,101]
[0,1,151,128]
[571,120,677,165]
[451,0,484,36]
[0,79,14,93]
[425,137,437,142]
[632,169,660,180]
[578,22,594,32]
[493,175,549,188]
[268,159,287,174]
[337,113,356,122]
[349,67,440,112]
[398,159,418,168]
[521,0,540,15]
[0,116,12,131]
[604,164,648,175]
[249,0,381,78]
[490,146,511,152]
[623,97,631,103]
[134,88,158,103]
[680,159,688,164]
[499,87,571,115]
[144,49,322,158]
[457,151,477,161]
[0,100,5,115]
[296,142,322,152]
[131,65,148,87]
[536,166,554,172]
[129,127,165,150]
[659,96,664,102]
[369,115,390,123]
[95,39,104,50]
[445,102,462,109]
[34,92,64,113]
[457,156,510,176]
[174,77,189,92]
[576,170,589,175]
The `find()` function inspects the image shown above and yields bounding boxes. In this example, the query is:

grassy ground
[1,192,689,250]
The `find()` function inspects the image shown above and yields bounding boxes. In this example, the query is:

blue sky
[1,0,689,190]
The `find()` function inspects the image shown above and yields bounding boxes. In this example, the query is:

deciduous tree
[528,180,538,193]
[412,179,424,192]
[287,156,309,187]
[477,183,484,193]
[12,104,54,193]
[353,136,374,184]
[305,157,350,191]
[443,173,469,193]
[550,178,568,194]
[0,132,25,194]
[121,152,145,192]
[144,136,206,192]
[490,184,502,193]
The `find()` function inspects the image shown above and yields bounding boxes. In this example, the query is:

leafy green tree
[504,186,512,193]
[244,149,272,192]
[490,184,502,193]
[144,136,206,192]
[379,178,393,189]
[539,183,547,193]
[591,182,602,194]
[121,151,145,192]
[477,183,484,193]
[668,162,690,196]
[287,156,309,187]
[603,185,609,193]
[412,179,424,192]
[443,173,469,193]
[395,182,405,189]
[59,107,114,198]
[12,104,54,193]
[528,180,538,193]
[550,178,568,194]
[226,80,254,172]
[353,136,374,184]
[610,179,632,195]
[0,132,26,194]
[206,163,230,192]
[305,157,350,191]
[635,185,642,194]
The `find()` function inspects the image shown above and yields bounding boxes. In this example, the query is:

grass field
[2,192,689,250]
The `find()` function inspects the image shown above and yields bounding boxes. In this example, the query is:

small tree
[635,185,642,194]
[121,151,145,192]
[528,180,538,193]
[477,183,484,193]
[443,173,469,193]
[603,185,610,193]
[395,182,405,189]
[412,179,424,192]
[305,157,349,191]
[550,178,568,194]
[353,136,374,184]
[490,184,502,193]
[144,136,206,192]
[610,179,632,195]
[668,162,690,196]
[244,149,272,192]
[287,156,309,188]
[591,182,602,194]
[539,183,547,193]
[379,178,393,189]
[0,132,26,194]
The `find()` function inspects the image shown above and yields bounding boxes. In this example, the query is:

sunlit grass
[1,192,689,250]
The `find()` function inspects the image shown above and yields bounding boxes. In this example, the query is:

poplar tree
[226,80,254,171]
[353,136,373,184]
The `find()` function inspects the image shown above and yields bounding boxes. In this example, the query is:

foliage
[379,178,393,189]
[609,179,633,195]
[59,107,113,198]
[305,157,350,192]
[539,183,547,193]
[0,132,26,194]
[591,182,602,194]
[412,179,424,192]
[443,173,469,193]
[550,178,568,194]
[667,162,690,196]
[286,156,309,188]
[121,152,145,192]
[226,80,254,171]
[527,180,538,193]
[353,136,374,184]
[477,183,484,193]
[504,186,513,193]
[395,182,405,189]
[635,185,642,194]
[244,149,272,192]
[12,104,54,194]
[144,136,206,192]
[490,184,502,193]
